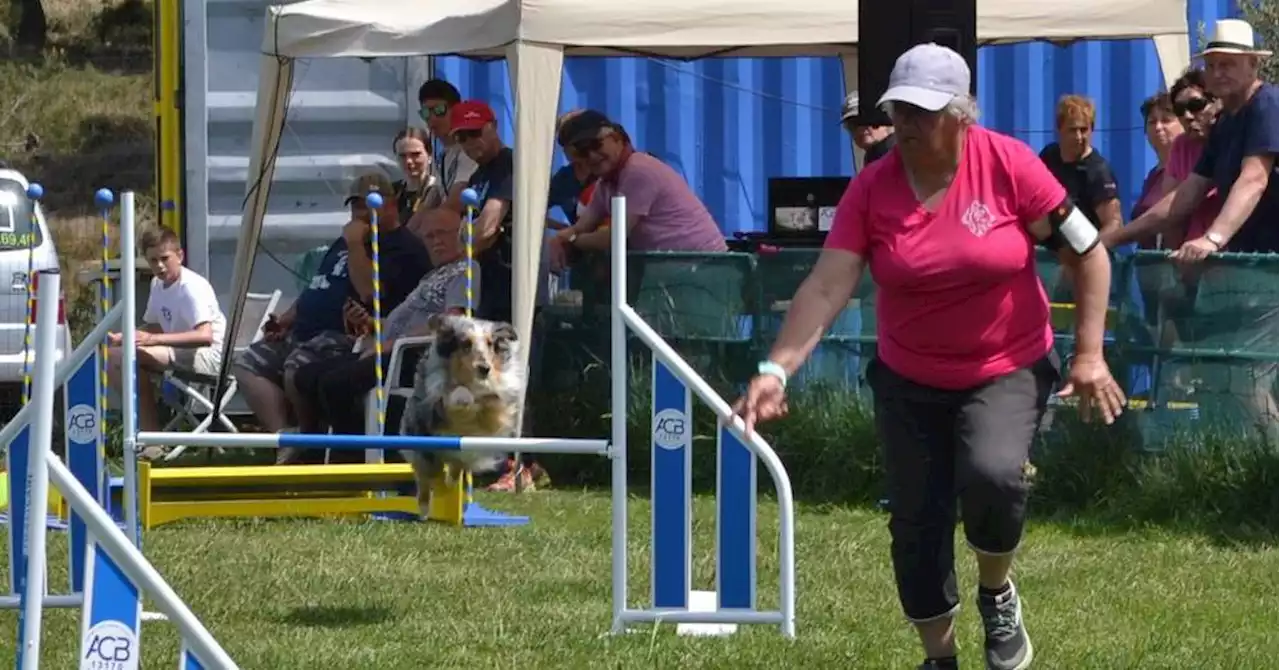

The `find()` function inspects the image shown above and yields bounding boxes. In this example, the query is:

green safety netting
[540,249,1278,443]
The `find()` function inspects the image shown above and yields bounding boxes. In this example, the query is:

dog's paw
[447,386,476,407]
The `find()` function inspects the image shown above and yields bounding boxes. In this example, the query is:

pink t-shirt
[825,125,1060,390]
[586,152,728,252]
[1166,133,1222,242]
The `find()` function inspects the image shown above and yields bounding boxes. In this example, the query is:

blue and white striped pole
[135,431,610,455]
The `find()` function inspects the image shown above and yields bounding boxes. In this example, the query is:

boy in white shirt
[108,227,227,446]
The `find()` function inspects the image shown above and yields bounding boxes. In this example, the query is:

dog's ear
[432,315,458,357]
[490,322,519,352]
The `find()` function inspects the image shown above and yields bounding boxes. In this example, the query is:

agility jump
[1,184,121,614]
[7,190,797,667]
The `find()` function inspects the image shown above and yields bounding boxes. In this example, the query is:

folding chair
[364,335,433,439]
[160,290,282,461]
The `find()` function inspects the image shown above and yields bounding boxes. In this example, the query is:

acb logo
[652,408,688,451]
[81,620,138,670]
[66,404,99,446]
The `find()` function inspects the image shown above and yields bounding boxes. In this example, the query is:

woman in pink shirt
[734,45,1125,670]
[1131,93,1184,247]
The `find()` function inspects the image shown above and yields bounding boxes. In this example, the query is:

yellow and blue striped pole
[19,183,44,406]
[365,190,387,434]
[95,189,116,438]
[459,187,481,502]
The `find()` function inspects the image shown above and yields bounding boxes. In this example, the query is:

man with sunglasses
[448,99,556,492]
[549,110,727,260]
[417,79,478,213]
[448,99,518,324]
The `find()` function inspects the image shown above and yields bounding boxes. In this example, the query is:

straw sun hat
[1196,19,1273,58]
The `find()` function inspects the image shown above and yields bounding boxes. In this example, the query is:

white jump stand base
[609,591,740,638]
[676,591,739,637]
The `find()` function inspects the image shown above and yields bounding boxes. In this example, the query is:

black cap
[558,109,615,147]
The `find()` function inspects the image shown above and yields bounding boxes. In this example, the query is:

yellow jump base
[125,462,482,530]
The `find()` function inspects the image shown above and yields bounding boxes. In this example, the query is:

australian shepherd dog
[398,313,524,517]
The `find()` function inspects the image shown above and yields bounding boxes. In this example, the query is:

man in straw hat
[1107,18,1277,257]
[1103,18,1279,442]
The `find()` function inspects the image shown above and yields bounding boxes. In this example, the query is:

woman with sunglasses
[734,44,1124,670]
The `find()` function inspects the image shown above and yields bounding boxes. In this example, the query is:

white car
[0,168,72,423]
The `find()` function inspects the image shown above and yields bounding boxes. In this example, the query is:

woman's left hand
[1055,354,1127,425]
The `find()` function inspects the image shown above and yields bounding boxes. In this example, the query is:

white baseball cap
[876,43,972,113]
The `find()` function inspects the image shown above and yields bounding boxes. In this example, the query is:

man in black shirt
[450,99,514,324]
[1039,95,1123,238]
[841,92,897,166]
[239,172,432,463]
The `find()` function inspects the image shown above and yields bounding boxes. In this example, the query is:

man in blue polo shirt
[1152,19,1278,440]
[1161,19,1278,259]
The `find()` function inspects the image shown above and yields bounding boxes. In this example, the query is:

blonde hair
[1056,95,1096,130]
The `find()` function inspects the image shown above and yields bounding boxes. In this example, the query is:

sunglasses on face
[418,103,449,120]
[453,128,483,141]
[1173,97,1211,116]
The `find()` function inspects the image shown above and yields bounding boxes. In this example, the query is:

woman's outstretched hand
[1055,354,1127,425]
[733,374,789,436]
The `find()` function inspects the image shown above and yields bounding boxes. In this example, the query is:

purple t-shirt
[585,152,728,252]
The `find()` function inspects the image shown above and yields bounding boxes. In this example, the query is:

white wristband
[757,360,788,388]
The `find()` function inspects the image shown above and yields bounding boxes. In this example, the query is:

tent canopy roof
[263,0,1190,60]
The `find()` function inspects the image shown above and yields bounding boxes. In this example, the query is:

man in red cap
[448,99,552,492]
[449,100,513,323]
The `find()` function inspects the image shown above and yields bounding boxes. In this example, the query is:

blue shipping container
[435,0,1242,234]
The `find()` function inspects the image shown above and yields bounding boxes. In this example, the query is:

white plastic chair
[160,290,282,461]
[362,336,435,459]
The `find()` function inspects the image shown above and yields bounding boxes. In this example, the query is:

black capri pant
[866,354,1058,622]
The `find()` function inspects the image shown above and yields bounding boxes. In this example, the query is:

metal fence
[540,249,1279,443]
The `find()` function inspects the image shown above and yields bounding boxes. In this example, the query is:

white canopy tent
[221,0,1190,407]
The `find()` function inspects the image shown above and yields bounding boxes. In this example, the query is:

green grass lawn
[1,491,1276,669]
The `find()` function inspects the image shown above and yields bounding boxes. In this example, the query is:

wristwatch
[757,360,788,388]
[1205,231,1226,249]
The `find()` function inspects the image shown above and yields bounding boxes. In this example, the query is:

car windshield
[0,178,44,251]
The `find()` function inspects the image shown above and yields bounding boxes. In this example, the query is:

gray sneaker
[977,581,1033,670]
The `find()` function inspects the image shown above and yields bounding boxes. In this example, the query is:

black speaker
[855,0,977,126]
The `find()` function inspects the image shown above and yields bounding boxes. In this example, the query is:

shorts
[165,346,222,376]
[232,330,354,386]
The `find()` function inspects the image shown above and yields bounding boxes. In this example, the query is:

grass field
[1,491,1275,668]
